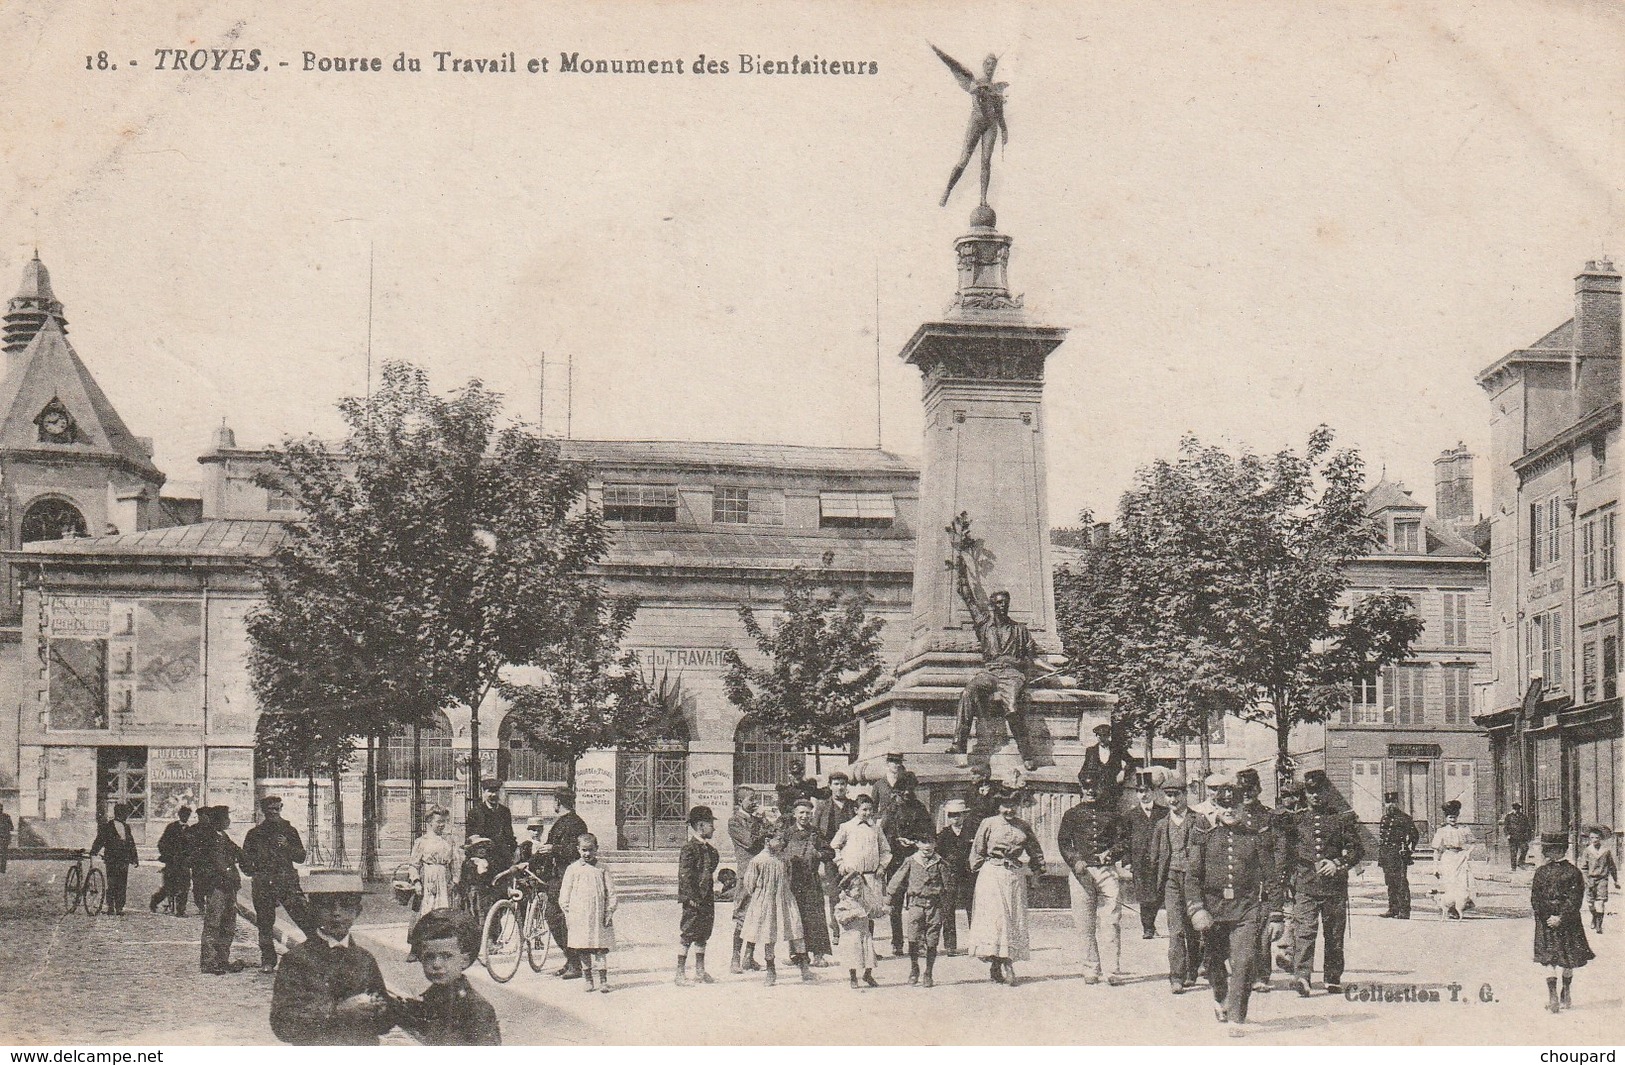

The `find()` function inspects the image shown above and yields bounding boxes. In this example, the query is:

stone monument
[853,58,1115,807]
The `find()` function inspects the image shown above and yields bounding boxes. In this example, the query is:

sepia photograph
[0,0,1619,1050]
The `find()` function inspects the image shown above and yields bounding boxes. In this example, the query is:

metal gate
[98,747,148,820]
[616,749,688,850]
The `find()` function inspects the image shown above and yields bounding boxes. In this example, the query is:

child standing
[833,872,879,989]
[1579,826,1619,934]
[394,908,501,1045]
[736,832,812,986]
[886,834,951,987]
[677,805,720,986]
[559,833,617,993]
[1532,831,1594,1013]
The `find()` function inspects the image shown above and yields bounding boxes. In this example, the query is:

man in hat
[465,779,517,875]
[1233,767,1282,991]
[1122,779,1168,939]
[1185,772,1286,1036]
[90,802,139,916]
[1058,770,1128,984]
[1288,771,1362,995]
[1377,791,1419,919]
[676,805,720,985]
[196,807,249,974]
[244,795,313,971]
[944,539,1042,771]
[1151,772,1204,992]
[882,770,936,956]
[539,791,588,978]
[1501,801,1533,870]
[937,798,976,953]
[1081,723,1134,806]
[865,750,909,814]
[270,871,393,1045]
[150,805,194,916]
[815,772,856,942]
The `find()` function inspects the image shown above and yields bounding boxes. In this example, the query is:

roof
[14,255,57,302]
[1362,481,1481,559]
[0,318,163,481]
[1363,480,1426,513]
[18,519,288,561]
[560,439,916,476]
[602,526,915,574]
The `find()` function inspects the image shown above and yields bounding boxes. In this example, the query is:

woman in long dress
[406,805,459,959]
[1431,799,1476,919]
[968,787,1045,986]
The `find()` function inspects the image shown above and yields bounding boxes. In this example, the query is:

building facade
[1325,475,1492,844]
[1475,259,1622,846]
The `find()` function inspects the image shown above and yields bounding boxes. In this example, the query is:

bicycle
[481,864,552,983]
[62,850,105,916]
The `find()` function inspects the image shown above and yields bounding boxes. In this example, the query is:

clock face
[41,411,70,438]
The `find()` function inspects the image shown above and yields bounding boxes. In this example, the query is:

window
[819,491,895,529]
[1443,760,1476,823]
[1346,673,1381,724]
[21,498,87,543]
[1393,519,1421,554]
[602,484,679,523]
[712,486,784,526]
[1581,511,1613,588]
[1605,632,1620,701]
[1390,664,1427,725]
[1350,760,1384,823]
[98,747,148,821]
[733,720,806,787]
[1526,609,1565,690]
[1531,496,1563,571]
[1581,635,1598,703]
[1440,591,1469,647]
[1442,664,1473,725]
[1594,436,1608,479]
[264,482,299,513]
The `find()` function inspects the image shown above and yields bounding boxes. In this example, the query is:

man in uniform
[1233,768,1280,992]
[1058,770,1128,985]
[881,771,936,956]
[150,805,194,915]
[1377,790,1419,919]
[1122,780,1167,939]
[1288,770,1363,995]
[1501,801,1532,870]
[1185,772,1286,1036]
[465,779,517,874]
[244,795,313,971]
[936,798,975,953]
[1151,772,1203,993]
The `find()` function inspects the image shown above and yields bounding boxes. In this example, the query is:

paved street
[0,857,1619,1045]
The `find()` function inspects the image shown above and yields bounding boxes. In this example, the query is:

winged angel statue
[933,45,1009,208]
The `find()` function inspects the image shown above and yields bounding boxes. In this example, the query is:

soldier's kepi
[944,514,1040,770]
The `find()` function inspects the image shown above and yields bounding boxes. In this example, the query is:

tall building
[1325,473,1491,842]
[1475,259,1622,845]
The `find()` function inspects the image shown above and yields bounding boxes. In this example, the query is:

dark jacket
[1080,743,1134,795]
[1057,799,1126,873]
[0,811,14,840]
[156,820,190,866]
[91,819,139,867]
[814,796,856,844]
[1184,819,1284,923]
[195,827,245,894]
[1150,807,1204,895]
[392,975,501,1046]
[1378,806,1419,867]
[1121,802,1167,901]
[466,800,517,867]
[727,810,764,869]
[1285,806,1364,897]
[678,839,719,906]
[182,821,211,872]
[543,811,588,880]
[243,816,307,890]
[270,936,391,1045]
[881,797,936,863]
[1501,809,1532,842]
[936,822,975,890]
[886,852,953,902]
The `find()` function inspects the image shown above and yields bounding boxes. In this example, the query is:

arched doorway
[498,716,573,785]
[378,711,456,854]
[733,719,807,795]
[617,700,692,852]
[21,497,87,543]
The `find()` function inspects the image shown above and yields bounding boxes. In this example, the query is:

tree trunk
[1275,698,1293,790]
[330,760,348,868]
[305,767,320,867]
[1197,710,1212,802]
[411,722,423,850]
[362,736,379,881]
[467,698,481,818]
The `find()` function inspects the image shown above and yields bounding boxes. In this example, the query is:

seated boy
[270,872,394,1045]
[394,908,501,1045]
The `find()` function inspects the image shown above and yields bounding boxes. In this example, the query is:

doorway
[1396,759,1432,839]
[98,747,148,821]
[616,748,688,850]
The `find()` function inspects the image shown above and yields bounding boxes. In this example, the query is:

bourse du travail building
[0,255,920,856]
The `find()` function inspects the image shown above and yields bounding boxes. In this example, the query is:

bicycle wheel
[82,868,105,916]
[63,864,82,915]
[524,893,552,973]
[482,899,523,983]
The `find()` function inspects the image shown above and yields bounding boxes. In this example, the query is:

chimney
[1574,259,1622,414]
[1433,443,1474,526]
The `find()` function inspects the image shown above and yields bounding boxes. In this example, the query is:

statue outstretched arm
[947,513,990,625]
[931,44,976,92]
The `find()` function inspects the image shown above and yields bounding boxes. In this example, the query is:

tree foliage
[722,564,888,753]
[1056,427,1424,782]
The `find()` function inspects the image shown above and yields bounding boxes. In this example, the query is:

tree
[246,360,609,874]
[722,564,888,767]
[1056,428,1423,787]
[498,592,678,783]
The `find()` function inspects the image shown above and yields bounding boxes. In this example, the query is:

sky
[1,0,1620,523]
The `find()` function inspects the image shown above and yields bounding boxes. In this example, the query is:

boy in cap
[676,805,720,985]
[243,794,312,971]
[394,908,501,1045]
[886,830,951,986]
[1533,830,1593,1012]
[270,871,393,1044]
